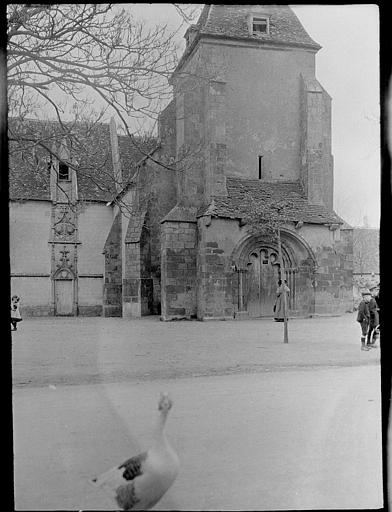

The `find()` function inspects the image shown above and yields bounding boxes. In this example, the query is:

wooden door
[245,248,280,317]
[246,252,261,317]
[259,249,279,316]
[55,280,73,315]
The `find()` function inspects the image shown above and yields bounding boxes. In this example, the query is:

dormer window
[58,162,70,181]
[252,16,269,35]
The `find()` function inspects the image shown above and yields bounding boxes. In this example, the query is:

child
[368,284,380,346]
[11,295,22,331]
[356,289,375,351]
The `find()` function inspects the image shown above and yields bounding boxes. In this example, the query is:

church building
[9,5,354,319]
[104,4,353,320]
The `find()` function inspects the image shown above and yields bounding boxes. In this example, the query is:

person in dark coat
[368,284,380,346]
[357,289,377,350]
[274,279,290,322]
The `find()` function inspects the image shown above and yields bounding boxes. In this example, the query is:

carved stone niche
[53,245,75,279]
[53,205,77,241]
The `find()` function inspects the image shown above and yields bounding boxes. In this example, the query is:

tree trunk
[277,228,289,343]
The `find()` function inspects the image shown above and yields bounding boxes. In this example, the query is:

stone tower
[158,5,352,320]
[170,4,333,208]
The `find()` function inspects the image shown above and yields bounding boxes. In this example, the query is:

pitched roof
[8,118,155,202]
[175,4,320,74]
[198,177,343,225]
[118,134,158,185]
[125,211,147,243]
[199,5,320,47]
[161,205,198,223]
[8,118,114,201]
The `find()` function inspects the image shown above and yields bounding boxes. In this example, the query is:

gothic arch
[231,227,317,271]
[231,228,317,318]
[53,266,75,280]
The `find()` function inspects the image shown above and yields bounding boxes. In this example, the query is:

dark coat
[357,300,370,323]
[368,298,379,326]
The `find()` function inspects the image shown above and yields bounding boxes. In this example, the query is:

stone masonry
[103,212,122,317]
[161,219,198,320]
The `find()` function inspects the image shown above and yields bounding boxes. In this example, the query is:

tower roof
[175,4,321,74]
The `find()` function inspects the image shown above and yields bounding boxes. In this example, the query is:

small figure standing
[274,279,290,322]
[356,289,376,351]
[11,295,22,331]
[368,284,380,346]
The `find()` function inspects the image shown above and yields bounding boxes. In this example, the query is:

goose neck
[153,410,169,442]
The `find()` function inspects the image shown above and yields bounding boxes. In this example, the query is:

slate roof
[118,134,158,184]
[125,211,147,243]
[161,205,199,223]
[175,4,320,74]
[8,118,156,202]
[198,177,343,225]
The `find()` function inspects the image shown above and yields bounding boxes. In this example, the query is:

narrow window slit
[258,155,263,179]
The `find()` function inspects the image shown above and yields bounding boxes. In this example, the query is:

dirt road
[13,366,383,510]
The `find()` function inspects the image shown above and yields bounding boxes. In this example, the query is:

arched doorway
[232,229,316,318]
[53,266,76,316]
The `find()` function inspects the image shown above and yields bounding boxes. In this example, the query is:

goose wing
[118,451,148,481]
[90,451,148,493]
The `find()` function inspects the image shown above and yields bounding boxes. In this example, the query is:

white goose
[91,392,180,510]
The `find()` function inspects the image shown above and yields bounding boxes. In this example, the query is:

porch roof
[198,177,343,225]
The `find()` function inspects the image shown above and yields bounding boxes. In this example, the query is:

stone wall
[10,201,52,275]
[103,212,122,317]
[123,242,142,317]
[313,228,353,315]
[78,203,113,274]
[78,203,113,316]
[161,220,197,320]
[202,42,315,181]
[10,201,53,315]
[11,200,112,317]
[147,162,178,314]
[197,216,237,320]
[123,221,154,317]
[78,276,104,316]
[289,267,315,317]
[11,277,53,317]
[300,76,333,209]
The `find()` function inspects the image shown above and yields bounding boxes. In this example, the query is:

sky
[291,5,380,228]
[125,3,381,228]
[17,3,380,228]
